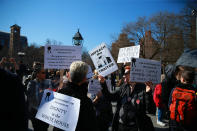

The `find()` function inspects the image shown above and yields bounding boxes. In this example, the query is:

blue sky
[0,0,189,51]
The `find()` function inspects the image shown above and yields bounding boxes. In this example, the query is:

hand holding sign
[130,58,161,84]
[98,75,105,84]
[36,89,80,131]
[145,81,153,92]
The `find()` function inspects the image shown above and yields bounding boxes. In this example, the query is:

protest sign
[44,45,81,69]
[88,79,102,96]
[130,58,161,84]
[89,43,118,77]
[86,65,93,80]
[117,45,140,63]
[36,89,80,131]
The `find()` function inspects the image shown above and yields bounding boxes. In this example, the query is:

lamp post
[72,29,83,47]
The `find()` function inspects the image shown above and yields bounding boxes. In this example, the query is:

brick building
[139,30,187,65]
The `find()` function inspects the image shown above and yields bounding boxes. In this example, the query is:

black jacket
[53,81,98,131]
[161,64,179,108]
[101,82,155,131]
[0,68,28,131]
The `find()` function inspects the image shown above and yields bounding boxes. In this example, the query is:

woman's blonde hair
[69,61,89,84]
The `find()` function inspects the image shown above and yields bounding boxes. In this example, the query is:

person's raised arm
[98,75,120,102]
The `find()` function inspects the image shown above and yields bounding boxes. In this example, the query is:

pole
[196,13,197,44]
[192,9,197,47]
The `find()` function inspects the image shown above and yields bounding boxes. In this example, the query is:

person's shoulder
[58,82,73,94]
[45,79,52,82]
[155,83,162,89]
[134,83,147,92]
[0,68,19,82]
[44,79,53,85]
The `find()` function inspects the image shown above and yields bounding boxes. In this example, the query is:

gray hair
[69,61,89,84]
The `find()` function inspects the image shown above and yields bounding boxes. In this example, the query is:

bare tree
[121,11,186,64]
[81,47,94,69]
[179,6,197,49]
[122,16,149,45]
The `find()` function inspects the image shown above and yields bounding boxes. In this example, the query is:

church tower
[9,24,21,57]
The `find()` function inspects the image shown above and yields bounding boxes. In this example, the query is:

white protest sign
[86,65,93,80]
[117,45,140,63]
[36,89,80,131]
[89,43,118,77]
[44,45,82,69]
[88,79,102,96]
[130,58,161,84]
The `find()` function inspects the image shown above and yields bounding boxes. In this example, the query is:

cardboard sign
[44,45,82,69]
[89,43,118,77]
[130,58,161,84]
[36,89,80,131]
[117,45,140,63]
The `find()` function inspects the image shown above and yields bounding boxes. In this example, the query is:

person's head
[180,66,195,84]
[124,66,131,83]
[69,61,89,85]
[174,65,185,81]
[36,67,46,81]
[55,70,60,77]
[33,61,40,69]
[164,64,176,79]
[32,62,46,80]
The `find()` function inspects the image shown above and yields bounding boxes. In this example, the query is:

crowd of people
[1,55,197,131]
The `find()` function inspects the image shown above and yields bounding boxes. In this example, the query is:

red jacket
[153,84,164,108]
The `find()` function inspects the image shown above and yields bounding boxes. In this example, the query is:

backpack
[170,87,197,125]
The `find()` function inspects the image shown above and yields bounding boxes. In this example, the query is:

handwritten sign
[89,43,118,77]
[36,89,80,131]
[130,58,161,84]
[44,45,82,69]
[117,45,140,63]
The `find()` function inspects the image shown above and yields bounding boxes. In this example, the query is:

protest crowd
[1,43,197,131]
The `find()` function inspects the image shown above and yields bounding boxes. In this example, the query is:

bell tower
[9,24,21,57]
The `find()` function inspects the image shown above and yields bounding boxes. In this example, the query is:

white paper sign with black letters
[36,89,80,131]
[44,45,82,69]
[89,43,118,77]
[130,58,161,84]
[117,45,140,63]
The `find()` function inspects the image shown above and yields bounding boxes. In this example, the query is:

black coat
[0,68,28,131]
[161,64,178,108]
[53,81,98,131]
[101,82,155,131]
